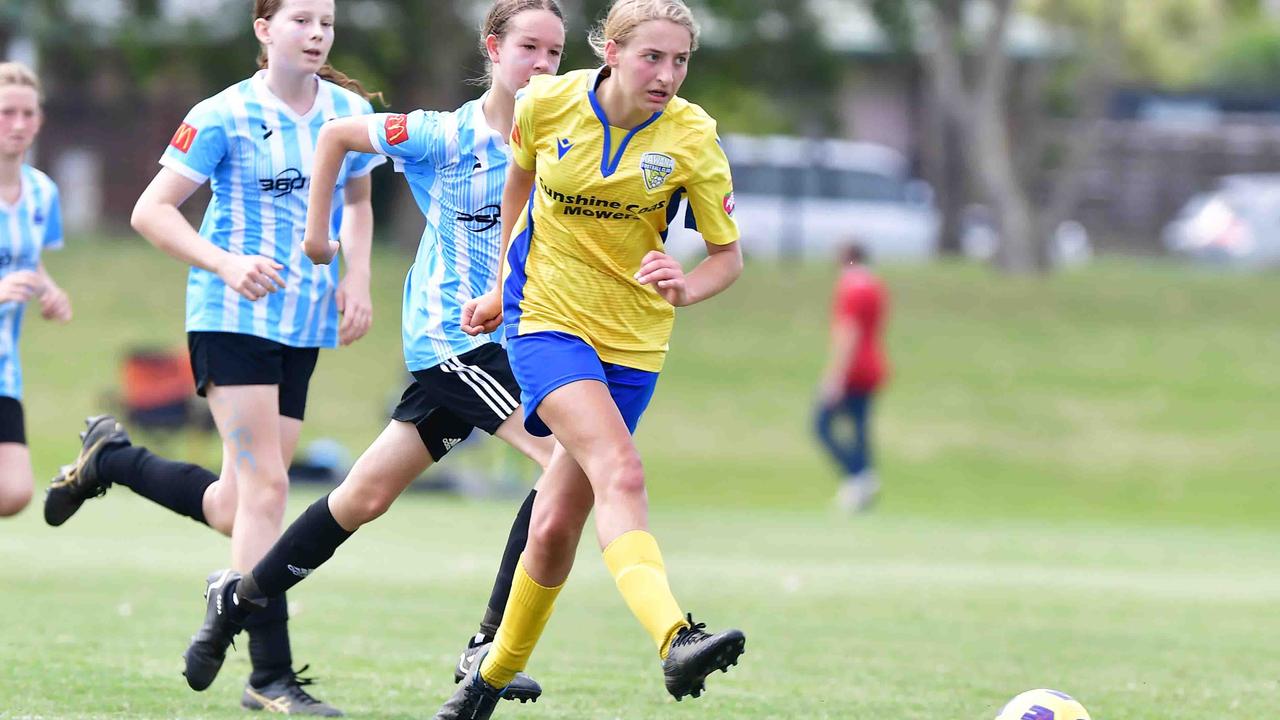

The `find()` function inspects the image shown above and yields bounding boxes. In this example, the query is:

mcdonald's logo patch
[170,123,198,153]
[385,114,409,146]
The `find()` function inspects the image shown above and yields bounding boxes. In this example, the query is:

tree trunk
[938,117,967,255]
[970,102,1042,272]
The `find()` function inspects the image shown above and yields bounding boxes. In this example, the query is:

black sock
[249,494,353,598]
[479,489,537,639]
[98,445,216,526]
[244,593,292,687]
[220,576,257,625]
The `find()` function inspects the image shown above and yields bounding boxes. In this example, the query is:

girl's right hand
[217,254,286,301]
[301,234,340,265]
[0,270,44,304]
[461,290,503,336]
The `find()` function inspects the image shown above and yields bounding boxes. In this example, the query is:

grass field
[2,237,1278,718]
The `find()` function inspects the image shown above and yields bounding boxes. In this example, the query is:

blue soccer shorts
[505,330,659,438]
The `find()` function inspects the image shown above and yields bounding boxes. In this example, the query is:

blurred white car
[663,134,940,261]
[1164,174,1280,266]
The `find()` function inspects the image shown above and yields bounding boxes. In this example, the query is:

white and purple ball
[995,689,1091,720]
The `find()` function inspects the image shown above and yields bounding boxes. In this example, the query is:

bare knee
[236,473,289,523]
[201,479,237,531]
[0,482,32,516]
[336,486,397,527]
[528,504,584,559]
[598,452,646,507]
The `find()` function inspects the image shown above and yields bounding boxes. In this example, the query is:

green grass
[4,238,1279,717]
[3,496,1277,718]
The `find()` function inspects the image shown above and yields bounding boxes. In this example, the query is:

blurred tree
[5,0,847,234]
[1205,11,1280,89]
[919,0,1122,272]
[571,0,841,133]
[869,0,1245,272]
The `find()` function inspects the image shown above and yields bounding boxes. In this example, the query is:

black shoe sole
[668,634,746,701]
[456,669,541,703]
[43,486,84,527]
[183,570,239,692]
[504,690,539,704]
[43,415,125,527]
[182,645,225,692]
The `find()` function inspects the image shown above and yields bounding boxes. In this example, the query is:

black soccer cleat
[454,634,542,703]
[241,665,344,716]
[435,645,535,720]
[182,569,246,691]
[662,614,746,701]
[454,633,489,683]
[43,414,131,526]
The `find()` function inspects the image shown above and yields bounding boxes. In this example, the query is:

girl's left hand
[336,272,372,345]
[635,251,689,307]
[40,283,72,323]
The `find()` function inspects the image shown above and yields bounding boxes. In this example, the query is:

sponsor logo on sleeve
[723,190,736,217]
[511,124,522,148]
[169,122,198,153]
[384,114,409,146]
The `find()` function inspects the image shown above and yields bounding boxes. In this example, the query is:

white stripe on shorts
[455,357,519,410]
[442,358,517,418]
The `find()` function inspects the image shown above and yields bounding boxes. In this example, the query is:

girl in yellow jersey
[438,1,744,716]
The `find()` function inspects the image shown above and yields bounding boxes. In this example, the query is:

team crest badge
[640,152,675,191]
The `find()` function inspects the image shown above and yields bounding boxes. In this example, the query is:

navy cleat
[662,614,746,701]
[43,414,131,526]
[454,634,542,703]
[241,665,344,716]
[182,569,248,691]
[436,645,539,720]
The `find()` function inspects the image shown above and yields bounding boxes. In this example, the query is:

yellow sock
[479,559,563,689]
[602,530,689,659]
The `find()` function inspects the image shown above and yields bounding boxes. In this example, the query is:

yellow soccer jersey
[504,68,739,372]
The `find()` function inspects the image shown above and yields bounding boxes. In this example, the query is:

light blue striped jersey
[0,165,63,400]
[160,71,385,348]
[366,95,510,371]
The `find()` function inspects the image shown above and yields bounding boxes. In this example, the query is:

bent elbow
[129,200,148,235]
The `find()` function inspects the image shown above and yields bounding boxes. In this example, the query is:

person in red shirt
[816,242,889,512]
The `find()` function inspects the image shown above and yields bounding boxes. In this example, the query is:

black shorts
[187,332,320,421]
[0,396,24,445]
[392,343,521,461]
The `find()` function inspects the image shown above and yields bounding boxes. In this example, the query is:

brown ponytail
[253,0,386,106]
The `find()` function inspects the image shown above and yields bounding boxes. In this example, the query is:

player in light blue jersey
[174,0,569,705]
[42,1,383,714]
[0,63,72,519]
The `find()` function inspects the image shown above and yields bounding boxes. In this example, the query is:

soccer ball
[994,689,1091,720]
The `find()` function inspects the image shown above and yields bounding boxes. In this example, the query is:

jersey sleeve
[366,109,445,167]
[509,87,537,171]
[683,132,740,246]
[158,99,228,184]
[41,182,64,251]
